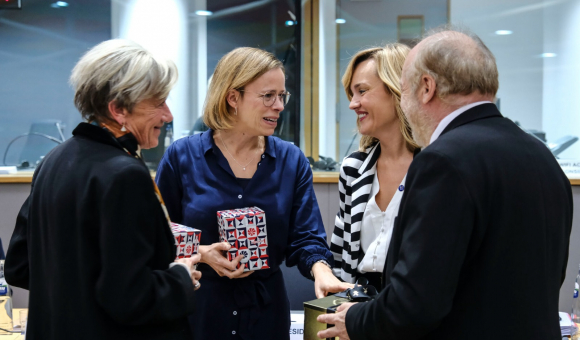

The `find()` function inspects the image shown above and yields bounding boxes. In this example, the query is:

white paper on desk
[289,311,304,340]
[559,311,577,336]
[0,166,17,174]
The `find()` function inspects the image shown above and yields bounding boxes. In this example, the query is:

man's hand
[312,262,354,298]
[199,242,253,279]
[316,302,356,339]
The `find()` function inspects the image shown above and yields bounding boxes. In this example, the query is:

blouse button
[262,155,265,158]
[258,162,261,166]
[232,331,237,335]
[377,241,380,245]
[381,228,385,233]
[238,194,242,199]
[233,311,237,315]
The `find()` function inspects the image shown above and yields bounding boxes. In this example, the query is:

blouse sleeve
[329,161,348,277]
[284,151,333,279]
[155,143,184,223]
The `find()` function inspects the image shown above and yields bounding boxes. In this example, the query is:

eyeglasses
[239,90,291,107]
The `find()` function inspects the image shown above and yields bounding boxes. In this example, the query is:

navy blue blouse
[155,130,332,339]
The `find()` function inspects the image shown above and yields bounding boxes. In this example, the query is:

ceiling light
[540,52,557,58]
[50,1,68,8]
[495,30,513,35]
[335,18,346,24]
[195,10,213,16]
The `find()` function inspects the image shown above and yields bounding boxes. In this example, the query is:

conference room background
[1,0,579,170]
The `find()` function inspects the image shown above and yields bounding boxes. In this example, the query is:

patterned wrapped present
[170,222,201,260]
[217,206,269,272]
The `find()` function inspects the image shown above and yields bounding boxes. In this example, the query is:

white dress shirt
[358,172,407,274]
[429,101,492,145]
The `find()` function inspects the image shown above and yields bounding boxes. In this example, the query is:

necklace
[218,134,262,171]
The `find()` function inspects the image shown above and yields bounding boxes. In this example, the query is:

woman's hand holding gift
[199,241,253,279]
[312,262,354,298]
[176,253,203,290]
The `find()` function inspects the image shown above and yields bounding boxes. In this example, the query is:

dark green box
[303,295,349,340]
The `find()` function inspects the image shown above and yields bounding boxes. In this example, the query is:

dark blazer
[5,123,196,340]
[346,103,573,339]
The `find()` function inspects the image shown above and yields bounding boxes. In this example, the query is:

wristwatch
[310,259,332,278]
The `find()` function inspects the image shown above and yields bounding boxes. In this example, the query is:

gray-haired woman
[5,39,200,340]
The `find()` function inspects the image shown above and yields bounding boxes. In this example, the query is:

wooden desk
[1,170,579,185]
[0,308,27,339]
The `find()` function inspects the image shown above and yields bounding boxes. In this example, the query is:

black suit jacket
[346,103,573,339]
[5,123,196,340]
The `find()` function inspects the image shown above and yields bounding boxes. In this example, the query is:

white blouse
[357,172,407,274]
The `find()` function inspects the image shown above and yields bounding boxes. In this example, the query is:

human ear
[420,75,437,104]
[107,100,129,125]
[226,90,239,111]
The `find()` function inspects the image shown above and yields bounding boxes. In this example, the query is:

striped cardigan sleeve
[329,145,378,283]
[330,162,348,277]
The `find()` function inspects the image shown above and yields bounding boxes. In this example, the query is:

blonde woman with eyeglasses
[155,47,350,340]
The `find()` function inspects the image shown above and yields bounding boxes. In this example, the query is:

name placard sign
[558,159,580,177]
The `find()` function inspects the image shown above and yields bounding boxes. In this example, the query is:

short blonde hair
[408,26,499,101]
[203,47,284,130]
[342,43,418,152]
[70,39,178,122]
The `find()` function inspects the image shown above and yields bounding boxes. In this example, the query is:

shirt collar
[201,130,214,155]
[429,101,492,145]
[201,129,277,158]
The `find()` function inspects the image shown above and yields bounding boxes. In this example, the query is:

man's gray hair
[408,25,499,101]
[70,39,178,122]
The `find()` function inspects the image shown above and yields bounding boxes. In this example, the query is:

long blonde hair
[342,43,418,152]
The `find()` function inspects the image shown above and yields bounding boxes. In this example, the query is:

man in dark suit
[317,27,573,339]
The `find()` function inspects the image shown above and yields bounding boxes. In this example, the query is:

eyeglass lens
[263,92,291,107]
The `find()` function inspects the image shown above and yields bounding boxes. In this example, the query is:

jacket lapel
[349,143,380,236]
[354,143,380,178]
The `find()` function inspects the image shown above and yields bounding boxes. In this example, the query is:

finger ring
[194,282,201,289]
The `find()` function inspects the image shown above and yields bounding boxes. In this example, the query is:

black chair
[281,262,316,310]
[190,117,209,135]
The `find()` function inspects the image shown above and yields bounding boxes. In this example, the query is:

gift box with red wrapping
[171,222,201,260]
[217,207,269,272]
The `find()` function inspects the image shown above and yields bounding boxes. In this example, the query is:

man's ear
[107,100,127,125]
[225,89,239,110]
[419,74,437,104]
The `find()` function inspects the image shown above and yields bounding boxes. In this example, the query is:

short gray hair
[408,25,499,101]
[70,39,178,122]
